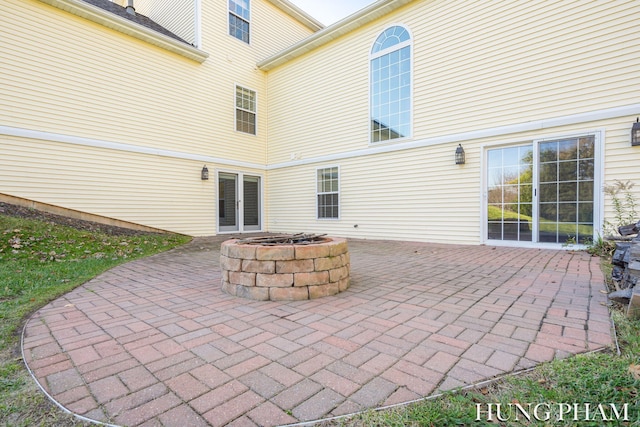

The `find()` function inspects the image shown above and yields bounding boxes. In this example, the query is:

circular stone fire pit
[220,234,350,301]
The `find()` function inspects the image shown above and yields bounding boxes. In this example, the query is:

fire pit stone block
[220,237,350,301]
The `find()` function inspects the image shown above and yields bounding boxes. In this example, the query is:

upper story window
[229,0,250,43]
[370,26,412,143]
[236,85,257,134]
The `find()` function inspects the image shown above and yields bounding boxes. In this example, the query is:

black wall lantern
[455,144,466,165]
[632,118,640,146]
[201,165,209,180]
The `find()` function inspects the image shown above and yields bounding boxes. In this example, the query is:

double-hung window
[317,167,339,219]
[236,85,256,135]
[229,0,250,44]
[370,26,412,143]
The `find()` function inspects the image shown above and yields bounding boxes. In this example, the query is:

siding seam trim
[0,126,266,170]
[2,103,638,172]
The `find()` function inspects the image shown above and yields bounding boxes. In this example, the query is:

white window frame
[228,0,250,44]
[235,84,257,135]
[194,0,202,48]
[316,166,340,220]
[369,24,413,145]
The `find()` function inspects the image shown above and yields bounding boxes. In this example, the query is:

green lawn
[0,211,190,426]
[488,205,594,240]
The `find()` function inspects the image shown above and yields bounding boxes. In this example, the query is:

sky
[288,0,377,26]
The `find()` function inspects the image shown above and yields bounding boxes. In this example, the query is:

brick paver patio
[22,237,612,426]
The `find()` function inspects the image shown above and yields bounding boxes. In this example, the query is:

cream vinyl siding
[0,136,222,236]
[265,0,639,164]
[266,32,371,164]
[601,118,640,221]
[199,0,315,60]
[412,1,638,134]
[268,143,483,243]
[251,0,317,60]
[268,117,640,244]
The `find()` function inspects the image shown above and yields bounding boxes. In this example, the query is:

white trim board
[2,103,638,172]
[0,126,266,170]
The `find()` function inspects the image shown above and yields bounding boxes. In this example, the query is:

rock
[608,288,634,304]
[612,243,631,266]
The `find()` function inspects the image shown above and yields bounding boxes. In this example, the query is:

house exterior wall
[0,0,315,235]
[268,117,635,244]
[1,0,639,243]
[264,0,640,244]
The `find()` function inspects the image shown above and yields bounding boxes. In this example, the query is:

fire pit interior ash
[220,234,350,301]
[237,233,328,245]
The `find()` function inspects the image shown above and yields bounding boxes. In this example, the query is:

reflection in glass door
[243,175,261,231]
[538,136,594,244]
[218,172,262,233]
[219,173,238,232]
[486,135,596,244]
[487,145,533,242]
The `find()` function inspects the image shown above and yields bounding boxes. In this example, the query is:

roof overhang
[258,0,414,71]
[37,0,209,63]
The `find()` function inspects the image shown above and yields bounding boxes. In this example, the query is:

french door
[218,172,262,232]
[486,135,597,244]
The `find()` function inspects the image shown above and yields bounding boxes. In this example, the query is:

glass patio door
[486,135,596,245]
[487,144,534,242]
[218,172,262,232]
[243,175,261,231]
[538,136,595,243]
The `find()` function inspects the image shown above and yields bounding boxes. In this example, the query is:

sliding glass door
[486,135,596,244]
[487,144,534,242]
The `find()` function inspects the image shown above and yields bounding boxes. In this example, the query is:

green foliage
[0,212,190,425]
[603,180,638,237]
[562,236,577,247]
[585,235,616,258]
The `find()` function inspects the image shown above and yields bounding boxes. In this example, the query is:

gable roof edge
[37,0,209,63]
[266,0,324,32]
[258,0,413,71]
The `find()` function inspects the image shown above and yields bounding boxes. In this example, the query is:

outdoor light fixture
[632,118,640,146]
[455,144,466,165]
[201,165,209,180]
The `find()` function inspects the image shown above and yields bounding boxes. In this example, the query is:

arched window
[370,26,411,143]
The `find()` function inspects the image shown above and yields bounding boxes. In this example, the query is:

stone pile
[609,221,640,318]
